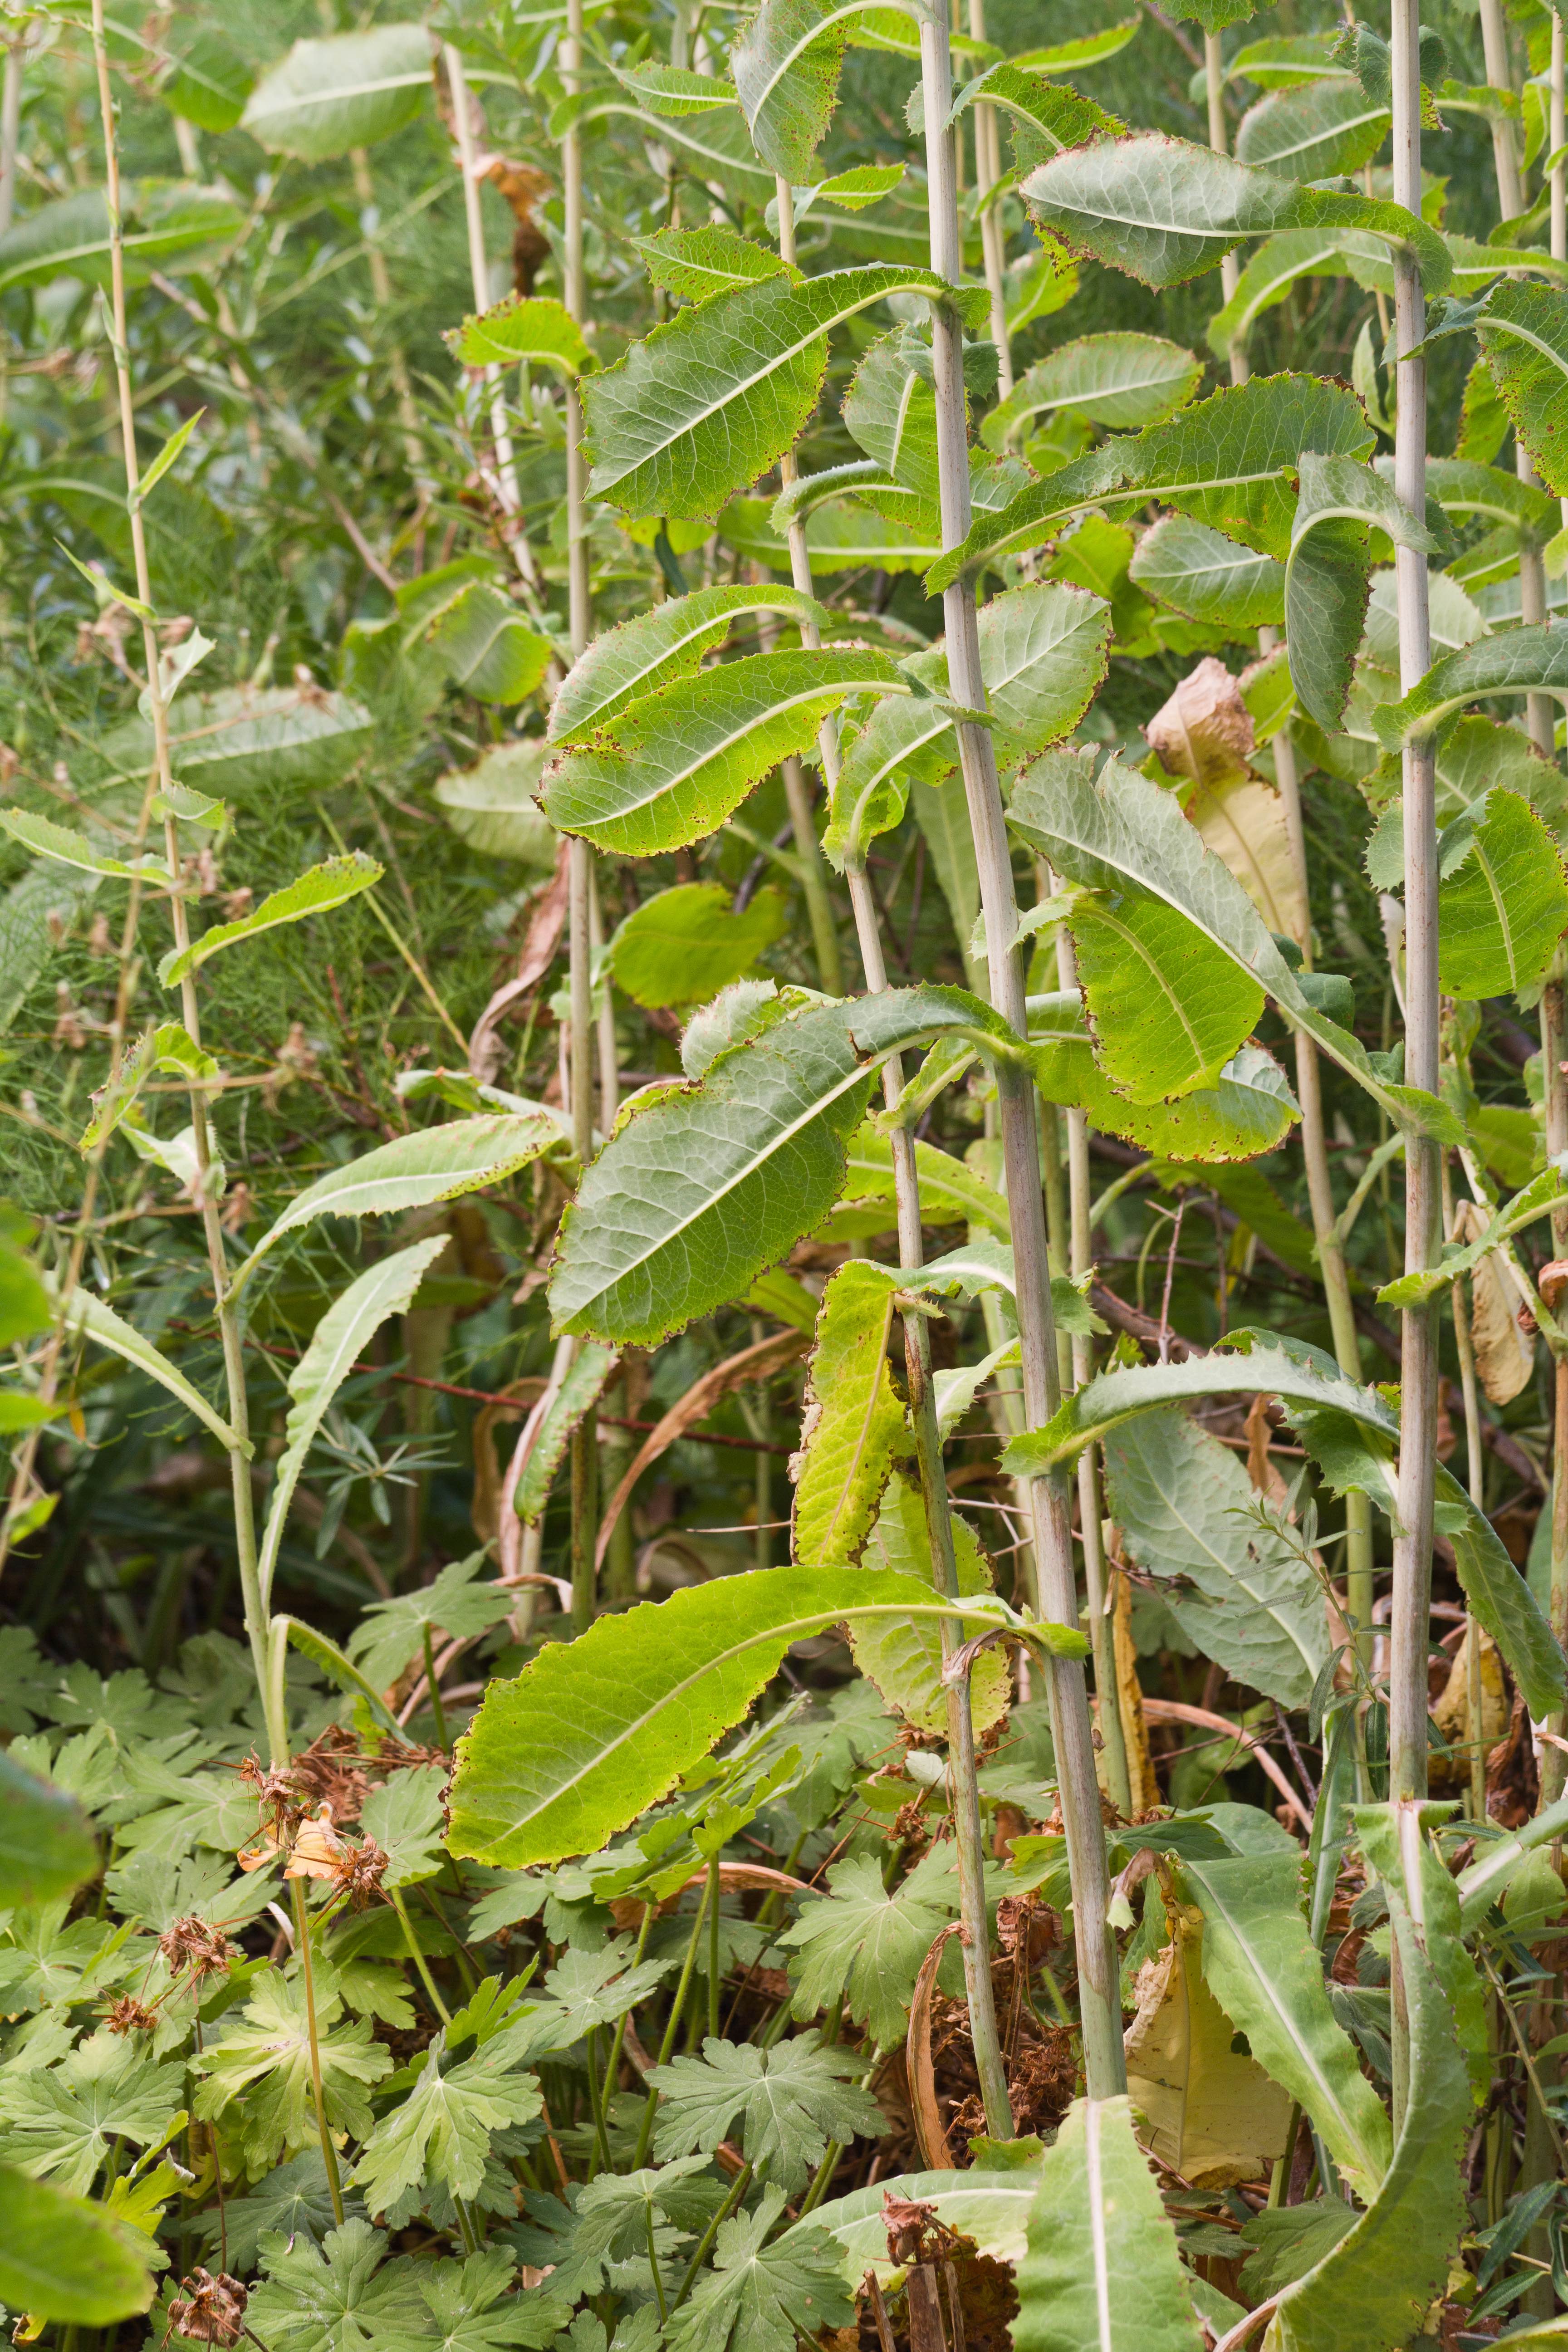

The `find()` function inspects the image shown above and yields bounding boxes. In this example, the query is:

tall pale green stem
[917,0,1123,2100]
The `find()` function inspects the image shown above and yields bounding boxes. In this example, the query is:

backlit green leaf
[1013,2096,1202,2352]
[239,25,431,159]
[157,853,382,987]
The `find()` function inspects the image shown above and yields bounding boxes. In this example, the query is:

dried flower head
[104,1994,158,2036]
[329,1833,390,1909]
[165,2270,248,2347]
[290,1725,371,1824]
[158,1916,234,1984]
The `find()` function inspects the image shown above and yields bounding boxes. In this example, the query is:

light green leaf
[1002,1347,1400,1480]
[0,2164,154,2325]
[1067,885,1264,1104]
[425,585,551,706]
[353,2031,543,2217]
[194,1974,392,2174]
[649,2036,883,2193]
[0,182,243,296]
[444,1565,1060,1867]
[608,883,789,1010]
[1020,132,1448,294]
[51,1279,242,1454]
[779,1848,962,2048]
[1373,621,1568,750]
[633,224,795,301]
[433,744,556,869]
[789,2167,1039,2277]
[1456,1791,1568,1927]
[548,987,1030,1345]
[256,1238,447,1612]
[1203,227,1354,361]
[1435,787,1568,998]
[514,1344,618,1527]
[1377,1160,1568,1309]
[162,29,255,134]
[984,333,1202,448]
[1012,2096,1202,2352]
[664,2185,853,2352]
[274,1618,401,1736]
[233,1114,558,1294]
[793,1262,911,1568]
[157,853,381,987]
[1266,1833,1470,2352]
[1006,751,1455,1139]
[1128,515,1285,627]
[0,1752,97,1911]
[348,1553,518,1695]
[551,586,828,743]
[131,407,206,510]
[1103,1410,1328,1707]
[842,1125,1009,1236]
[1029,996,1300,1162]
[1234,76,1389,181]
[582,265,988,522]
[730,0,912,181]
[447,295,590,375]
[240,25,431,159]
[100,684,373,809]
[542,647,906,855]
[1465,279,1568,498]
[1286,452,1438,728]
[1179,1852,1392,2201]
[0,808,145,880]
[78,1020,219,1152]
[853,1472,1011,1736]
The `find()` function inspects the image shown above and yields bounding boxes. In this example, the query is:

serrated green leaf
[1127,515,1285,626]
[1068,884,1264,1104]
[1435,787,1568,998]
[1373,621,1568,750]
[779,1848,962,2047]
[730,0,906,181]
[257,1238,448,1611]
[0,809,144,879]
[665,2185,853,2352]
[1286,453,1437,728]
[447,295,590,374]
[247,2217,430,2352]
[1020,132,1449,294]
[793,1261,911,1568]
[1029,998,1300,1161]
[1464,279,1568,496]
[1178,1852,1392,2200]
[444,1565,1045,1867]
[633,224,795,302]
[1103,1410,1328,1706]
[550,586,828,743]
[985,333,1201,449]
[1013,2096,1203,2352]
[582,265,988,523]
[542,647,906,855]
[233,1114,559,1294]
[352,2030,542,2215]
[650,2036,883,2192]
[239,26,431,160]
[1235,76,1390,181]
[1357,1802,1488,2100]
[513,1344,617,1527]
[194,1973,391,2174]
[0,1751,97,1911]
[548,987,1027,1345]
[853,1471,1011,1736]
[0,2031,184,2195]
[157,853,381,987]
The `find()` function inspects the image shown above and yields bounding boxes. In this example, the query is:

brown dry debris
[165,2271,248,2347]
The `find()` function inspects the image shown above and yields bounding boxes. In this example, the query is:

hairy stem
[291,1878,346,2225]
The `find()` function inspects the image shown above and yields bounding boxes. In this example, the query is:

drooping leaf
[444,1565,1058,1867]
[649,2036,884,2193]
[1102,1410,1328,1707]
[233,1115,560,1294]
[239,25,431,159]
[1122,1903,1292,2189]
[548,987,1032,1345]
[1356,1802,1488,2102]
[1372,622,1568,750]
[256,1238,448,1611]
[52,1280,242,1454]
[582,265,988,522]
[0,183,243,294]
[433,744,557,869]
[1012,2096,1203,2352]
[1178,1852,1392,2201]
[607,884,791,1009]
[157,854,382,987]
[1435,788,1568,998]
[1285,452,1439,728]
[1028,999,1300,1161]
[514,1345,617,1528]
[423,585,552,707]
[792,1261,911,1568]
[541,648,906,855]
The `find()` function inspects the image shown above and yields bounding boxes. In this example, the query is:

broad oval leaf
[447,294,591,375]
[1234,76,1390,182]
[1130,514,1286,626]
[433,742,557,869]
[984,333,1203,446]
[582,265,989,522]
[539,647,906,855]
[1067,884,1264,1103]
[97,684,373,806]
[0,182,243,295]
[1285,452,1437,728]
[608,882,790,1010]
[549,987,1027,1345]
[444,1565,1028,1866]
[0,2166,154,2326]
[240,25,432,159]
[1372,621,1568,750]
[233,1114,561,1293]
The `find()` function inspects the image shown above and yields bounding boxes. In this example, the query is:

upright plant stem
[965,0,1012,395]
[1388,0,1439,1811]
[1477,0,1556,751]
[290,1879,346,2224]
[348,147,427,484]
[88,0,284,1766]
[1054,931,1131,1817]
[917,5,1123,2101]
[1556,12,1568,531]
[1443,1164,1490,1823]
[1205,37,1248,388]
[0,28,24,239]
[844,863,1014,2136]
[1543,971,1568,1807]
